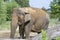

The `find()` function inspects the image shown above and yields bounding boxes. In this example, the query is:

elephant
[10,7,49,39]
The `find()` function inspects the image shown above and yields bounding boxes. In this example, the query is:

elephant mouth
[18,20,30,26]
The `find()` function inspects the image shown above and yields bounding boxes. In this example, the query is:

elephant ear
[25,12,31,22]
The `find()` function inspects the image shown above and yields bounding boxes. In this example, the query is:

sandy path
[0,30,37,40]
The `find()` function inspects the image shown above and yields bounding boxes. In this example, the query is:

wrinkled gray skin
[32,24,60,40]
[10,7,49,39]
[10,8,26,38]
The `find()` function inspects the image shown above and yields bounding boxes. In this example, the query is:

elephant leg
[10,12,18,38]
[25,23,32,39]
[25,26,30,39]
[19,25,22,38]
[21,27,25,39]
[19,20,31,39]
[19,25,25,39]
[10,24,17,38]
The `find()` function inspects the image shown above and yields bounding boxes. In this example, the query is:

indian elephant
[10,7,49,39]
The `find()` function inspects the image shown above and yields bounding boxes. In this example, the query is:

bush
[41,30,48,40]
[55,37,60,40]
[0,0,7,24]
[6,1,20,21]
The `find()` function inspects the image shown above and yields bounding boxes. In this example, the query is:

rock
[47,24,60,40]
[31,24,60,40]
[31,33,42,40]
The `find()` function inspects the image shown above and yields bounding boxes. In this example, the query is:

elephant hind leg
[10,25,17,38]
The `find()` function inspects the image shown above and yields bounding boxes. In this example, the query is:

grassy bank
[0,21,10,30]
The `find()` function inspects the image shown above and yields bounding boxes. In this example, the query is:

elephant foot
[10,34,15,39]
[10,36,14,39]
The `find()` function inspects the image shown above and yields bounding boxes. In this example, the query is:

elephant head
[10,8,30,38]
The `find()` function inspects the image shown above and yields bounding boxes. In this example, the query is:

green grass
[55,37,60,40]
[41,30,49,40]
[0,21,10,30]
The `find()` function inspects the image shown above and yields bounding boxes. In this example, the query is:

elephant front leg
[10,14,18,38]
[19,25,25,39]
[10,24,17,38]
[10,8,18,38]
[25,23,31,40]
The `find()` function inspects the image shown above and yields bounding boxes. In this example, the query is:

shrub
[6,1,20,21]
[0,0,7,24]
[41,30,48,40]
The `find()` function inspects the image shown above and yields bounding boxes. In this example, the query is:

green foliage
[41,30,48,40]
[4,0,29,21]
[0,0,7,24]
[0,21,10,30]
[0,0,29,22]
[50,0,60,19]
[0,0,19,24]
[6,0,20,21]
[15,0,29,7]
[55,37,60,40]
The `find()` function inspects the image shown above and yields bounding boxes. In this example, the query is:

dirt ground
[0,30,37,40]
